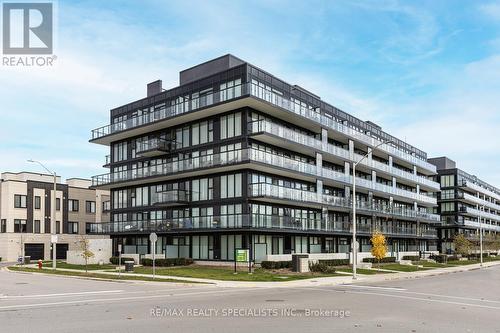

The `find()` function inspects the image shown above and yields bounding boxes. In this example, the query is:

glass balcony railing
[151,189,190,206]
[90,83,248,140]
[249,119,439,190]
[249,183,440,222]
[92,148,436,205]
[136,138,174,156]
[91,80,434,174]
[460,180,500,202]
[461,206,500,222]
[250,82,436,173]
[462,192,500,212]
[85,214,438,237]
[463,220,500,232]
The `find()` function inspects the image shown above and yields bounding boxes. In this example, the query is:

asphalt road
[1,265,500,333]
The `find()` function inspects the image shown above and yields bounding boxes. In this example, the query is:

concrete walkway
[10,260,500,288]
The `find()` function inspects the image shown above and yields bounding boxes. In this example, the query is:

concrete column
[372,170,377,184]
[348,139,354,159]
[321,128,328,152]
[317,179,323,204]
[388,156,393,168]
[368,147,373,162]
[316,152,322,176]
[344,161,350,176]
[345,186,351,199]
[414,202,418,210]
[392,177,396,188]
[416,184,420,194]
[413,165,417,175]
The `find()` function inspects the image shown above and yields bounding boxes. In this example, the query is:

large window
[132,186,149,207]
[441,202,455,212]
[34,220,41,233]
[1,219,6,233]
[192,178,213,201]
[86,201,96,213]
[191,120,213,146]
[441,175,455,188]
[14,219,27,233]
[113,190,128,209]
[56,221,61,234]
[220,112,241,139]
[68,199,79,212]
[34,196,41,209]
[14,194,27,208]
[113,141,127,162]
[221,173,242,198]
[56,198,61,211]
[220,79,242,101]
[68,222,78,234]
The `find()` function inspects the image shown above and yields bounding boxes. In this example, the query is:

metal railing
[85,213,438,237]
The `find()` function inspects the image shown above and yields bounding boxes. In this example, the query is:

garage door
[24,243,44,260]
[56,244,69,260]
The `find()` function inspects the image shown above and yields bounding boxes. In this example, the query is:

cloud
[479,2,500,21]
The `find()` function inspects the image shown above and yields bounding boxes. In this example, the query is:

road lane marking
[298,287,500,310]
[0,287,256,311]
[340,285,407,291]
[1,290,125,299]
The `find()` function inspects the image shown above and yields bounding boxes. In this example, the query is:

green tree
[371,230,387,270]
[79,236,95,273]
[453,234,472,257]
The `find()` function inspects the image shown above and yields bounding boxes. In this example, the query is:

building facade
[89,54,441,263]
[0,172,110,261]
[428,157,500,253]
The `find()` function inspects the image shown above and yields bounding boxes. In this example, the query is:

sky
[1,0,500,186]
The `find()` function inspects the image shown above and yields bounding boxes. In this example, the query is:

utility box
[292,254,309,272]
[124,261,134,272]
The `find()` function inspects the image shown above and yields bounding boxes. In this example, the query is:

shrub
[318,259,350,266]
[260,261,292,269]
[140,258,194,267]
[362,256,396,263]
[309,262,336,274]
[402,255,420,261]
[109,257,135,265]
[467,253,489,259]
[429,254,447,263]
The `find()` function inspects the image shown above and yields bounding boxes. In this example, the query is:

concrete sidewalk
[10,260,500,288]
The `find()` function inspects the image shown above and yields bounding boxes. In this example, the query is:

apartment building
[428,157,500,253]
[0,172,110,261]
[88,54,441,263]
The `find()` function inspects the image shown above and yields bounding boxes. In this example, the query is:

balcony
[249,119,440,191]
[85,214,437,237]
[461,192,500,212]
[249,183,440,222]
[151,189,190,207]
[463,220,500,232]
[92,148,437,206]
[460,180,500,202]
[136,138,174,157]
[459,206,500,222]
[90,81,434,174]
[250,82,436,173]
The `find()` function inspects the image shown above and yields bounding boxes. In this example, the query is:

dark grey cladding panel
[179,54,245,85]
[147,80,163,97]
[428,156,456,170]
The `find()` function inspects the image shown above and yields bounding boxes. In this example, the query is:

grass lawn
[42,261,116,271]
[7,266,202,283]
[378,263,432,272]
[337,268,392,275]
[411,261,449,268]
[133,265,342,282]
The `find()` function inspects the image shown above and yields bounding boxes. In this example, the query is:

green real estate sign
[235,249,249,262]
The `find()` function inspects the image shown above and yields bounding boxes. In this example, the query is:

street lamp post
[479,205,484,267]
[28,159,57,270]
[352,140,392,280]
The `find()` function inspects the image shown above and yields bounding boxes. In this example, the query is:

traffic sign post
[150,233,158,280]
[117,244,122,278]
[234,248,249,274]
